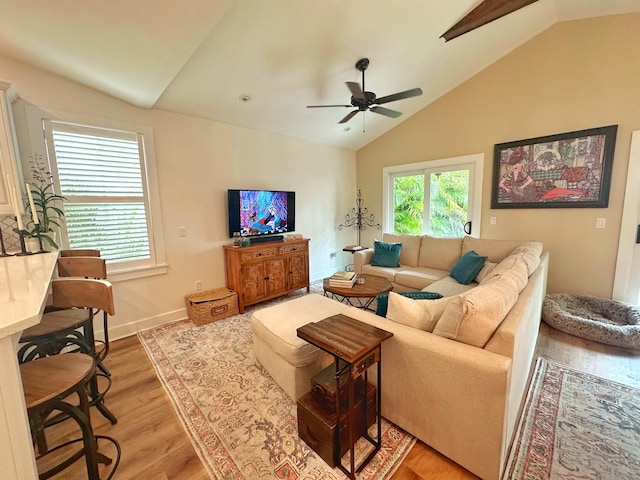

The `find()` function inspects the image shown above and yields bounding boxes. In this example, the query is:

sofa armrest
[353,248,374,274]
[344,306,513,480]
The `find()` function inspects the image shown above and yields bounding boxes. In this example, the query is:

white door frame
[612,130,640,303]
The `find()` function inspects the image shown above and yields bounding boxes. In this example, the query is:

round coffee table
[323,274,393,311]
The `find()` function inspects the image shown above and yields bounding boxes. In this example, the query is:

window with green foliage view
[429,170,469,237]
[393,175,424,234]
[392,169,470,238]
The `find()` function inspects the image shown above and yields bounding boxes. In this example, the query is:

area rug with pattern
[504,357,640,479]
[138,293,414,480]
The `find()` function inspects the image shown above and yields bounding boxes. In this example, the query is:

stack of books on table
[328,271,357,288]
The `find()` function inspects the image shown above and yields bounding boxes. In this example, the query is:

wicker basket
[185,288,239,325]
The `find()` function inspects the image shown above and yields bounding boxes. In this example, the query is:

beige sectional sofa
[355,233,541,297]
[251,235,548,480]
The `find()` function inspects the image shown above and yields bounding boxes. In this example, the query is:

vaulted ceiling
[1,0,639,150]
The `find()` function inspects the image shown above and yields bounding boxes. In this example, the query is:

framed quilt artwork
[491,125,618,208]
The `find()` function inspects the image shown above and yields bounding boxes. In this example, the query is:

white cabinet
[0,82,24,217]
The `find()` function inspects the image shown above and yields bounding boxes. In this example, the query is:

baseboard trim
[104,308,188,342]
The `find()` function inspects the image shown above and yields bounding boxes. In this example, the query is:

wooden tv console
[223,238,309,312]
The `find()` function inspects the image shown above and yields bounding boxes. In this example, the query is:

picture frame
[491,125,618,209]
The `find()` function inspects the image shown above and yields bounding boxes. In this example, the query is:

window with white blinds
[44,120,159,268]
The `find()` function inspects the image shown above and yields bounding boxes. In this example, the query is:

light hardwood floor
[44,321,640,479]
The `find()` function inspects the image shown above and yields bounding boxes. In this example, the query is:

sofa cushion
[386,292,452,332]
[383,233,422,267]
[480,252,530,285]
[461,236,527,263]
[360,264,397,282]
[509,242,543,275]
[475,261,497,283]
[394,267,449,290]
[432,256,529,347]
[450,250,487,285]
[424,276,478,297]
[418,235,463,271]
[375,290,443,316]
[371,241,402,267]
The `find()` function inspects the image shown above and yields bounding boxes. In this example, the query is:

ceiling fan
[307,58,423,125]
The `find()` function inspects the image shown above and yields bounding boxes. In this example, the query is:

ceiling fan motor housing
[352,91,376,110]
[353,58,374,109]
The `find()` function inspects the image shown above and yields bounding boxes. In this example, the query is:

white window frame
[382,153,484,237]
[32,109,167,281]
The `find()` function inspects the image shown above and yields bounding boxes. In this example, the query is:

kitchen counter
[0,251,58,479]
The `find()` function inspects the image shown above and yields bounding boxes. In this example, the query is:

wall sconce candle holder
[338,189,380,247]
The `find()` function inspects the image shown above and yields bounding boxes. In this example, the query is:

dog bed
[542,293,640,350]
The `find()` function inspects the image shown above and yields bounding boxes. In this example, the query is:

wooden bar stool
[18,277,118,425]
[20,352,120,479]
[59,255,112,369]
[50,256,113,369]
[31,256,113,376]
[57,256,107,279]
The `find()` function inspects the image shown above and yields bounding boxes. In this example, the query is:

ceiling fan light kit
[307,57,423,126]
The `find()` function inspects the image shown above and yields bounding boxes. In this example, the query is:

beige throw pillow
[432,256,529,347]
[475,261,497,284]
[386,292,453,332]
[481,254,529,286]
[509,242,542,275]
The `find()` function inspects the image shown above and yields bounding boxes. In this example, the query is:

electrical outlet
[178,226,187,237]
[489,216,496,225]
[596,218,606,229]
[194,280,202,291]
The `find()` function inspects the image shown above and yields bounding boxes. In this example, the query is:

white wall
[0,54,358,338]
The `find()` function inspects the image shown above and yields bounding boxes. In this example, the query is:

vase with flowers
[23,154,66,249]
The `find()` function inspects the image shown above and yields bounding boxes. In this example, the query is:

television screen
[227,189,295,238]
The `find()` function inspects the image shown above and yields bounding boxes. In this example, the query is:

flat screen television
[227,189,296,238]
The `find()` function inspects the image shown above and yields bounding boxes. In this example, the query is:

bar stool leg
[23,354,121,480]
[88,373,118,425]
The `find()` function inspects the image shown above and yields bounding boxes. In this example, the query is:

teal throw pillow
[371,241,402,268]
[450,250,488,285]
[375,291,443,317]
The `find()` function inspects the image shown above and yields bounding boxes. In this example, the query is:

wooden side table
[297,314,393,479]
